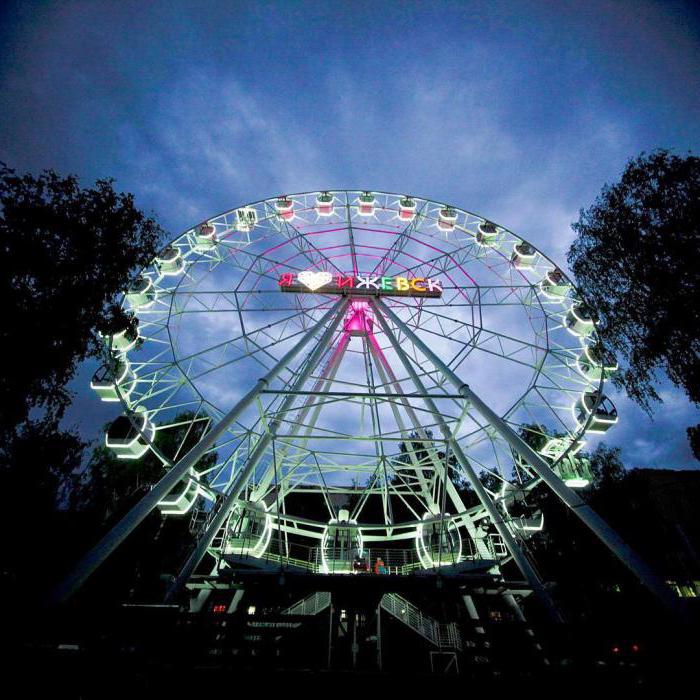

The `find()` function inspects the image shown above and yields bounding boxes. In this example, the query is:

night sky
[1,0,699,468]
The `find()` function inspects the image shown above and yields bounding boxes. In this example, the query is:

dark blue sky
[1,0,699,468]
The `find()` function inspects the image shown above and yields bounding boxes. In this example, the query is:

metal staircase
[380,593,462,651]
[282,591,331,616]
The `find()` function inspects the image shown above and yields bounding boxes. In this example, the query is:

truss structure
[58,190,675,616]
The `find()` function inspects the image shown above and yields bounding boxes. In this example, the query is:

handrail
[381,593,462,651]
[219,531,509,575]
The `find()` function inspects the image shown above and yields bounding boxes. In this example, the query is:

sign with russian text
[278,271,443,297]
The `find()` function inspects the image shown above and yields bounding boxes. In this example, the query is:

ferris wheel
[61,190,674,613]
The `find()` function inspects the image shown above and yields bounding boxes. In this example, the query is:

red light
[612,646,620,654]
[213,604,226,614]
[631,644,640,653]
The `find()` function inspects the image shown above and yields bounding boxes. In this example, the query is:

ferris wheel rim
[100,189,612,538]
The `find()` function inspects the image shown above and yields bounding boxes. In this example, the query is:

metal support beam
[377,299,680,614]
[366,336,489,556]
[462,594,486,636]
[503,593,549,664]
[165,300,349,599]
[54,301,345,604]
[372,302,561,620]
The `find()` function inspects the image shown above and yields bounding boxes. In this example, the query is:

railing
[315,546,422,575]
[380,593,462,651]
[219,532,508,575]
[282,591,331,616]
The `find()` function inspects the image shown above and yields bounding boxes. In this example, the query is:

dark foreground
[6,591,698,696]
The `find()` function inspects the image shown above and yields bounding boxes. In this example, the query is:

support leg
[165,300,349,599]
[376,299,679,615]
[53,301,346,604]
[503,593,549,665]
[372,302,562,621]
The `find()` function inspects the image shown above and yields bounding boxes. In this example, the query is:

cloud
[2,0,699,469]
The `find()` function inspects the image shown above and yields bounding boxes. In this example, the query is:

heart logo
[298,270,333,291]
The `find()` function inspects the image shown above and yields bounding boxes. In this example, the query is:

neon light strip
[278,272,443,297]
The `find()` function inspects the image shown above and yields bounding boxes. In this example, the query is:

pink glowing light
[344,300,374,336]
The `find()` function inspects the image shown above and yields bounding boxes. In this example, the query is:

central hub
[344,300,374,336]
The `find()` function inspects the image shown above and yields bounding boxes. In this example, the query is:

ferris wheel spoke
[281,218,347,277]
[367,199,429,277]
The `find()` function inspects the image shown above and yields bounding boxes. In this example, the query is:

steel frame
[55,190,673,618]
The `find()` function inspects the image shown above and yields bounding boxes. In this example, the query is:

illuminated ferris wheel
[61,189,674,613]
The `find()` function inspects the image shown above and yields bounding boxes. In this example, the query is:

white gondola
[437,207,457,231]
[557,453,594,489]
[565,301,595,337]
[574,391,618,434]
[321,509,363,573]
[90,358,136,403]
[316,191,334,216]
[194,222,217,251]
[236,207,258,232]
[476,221,499,247]
[158,477,202,516]
[513,513,544,531]
[275,197,295,221]
[226,501,273,558]
[576,343,618,382]
[107,318,140,353]
[357,192,376,216]
[500,484,544,533]
[398,196,416,221]
[540,268,570,300]
[126,276,156,309]
[155,246,184,276]
[415,511,462,568]
[511,241,536,269]
[105,407,155,459]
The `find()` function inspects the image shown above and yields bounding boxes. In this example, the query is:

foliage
[588,444,626,491]
[567,150,700,456]
[0,163,163,440]
[688,424,700,461]
[518,423,551,453]
[0,419,86,598]
[478,469,502,493]
[0,419,86,512]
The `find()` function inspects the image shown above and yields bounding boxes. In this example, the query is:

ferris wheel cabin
[90,358,136,403]
[476,221,499,246]
[575,390,619,434]
[194,222,217,251]
[565,301,595,337]
[437,207,458,231]
[316,191,334,216]
[155,246,184,276]
[275,197,295,221]
[577,343,618,382]
[415,512,463,568]
[226,501,273,558]
[540,268,570,300]
[321,510,364,574]
[105,409,155,459]
[358,192,376,216]
[126,276,156,309]
[106,318,140,353]
[511,241,536,269]
[399,196,416,221]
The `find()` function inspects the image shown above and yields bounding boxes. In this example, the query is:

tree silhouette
[567,149,700,458]
[0,164,163,439]
[0,164,164,602]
